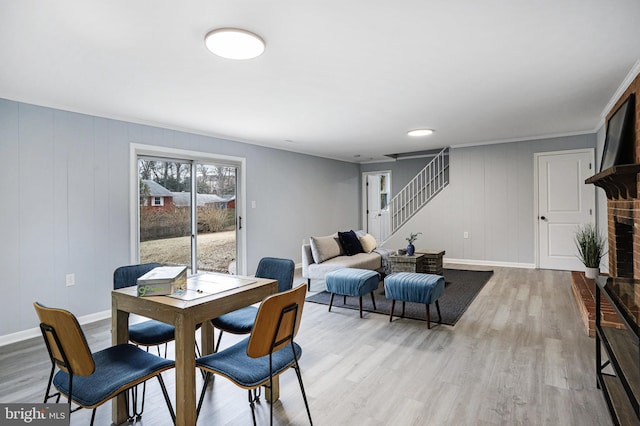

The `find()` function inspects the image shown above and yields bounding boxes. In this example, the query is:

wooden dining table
[111,272,278,426]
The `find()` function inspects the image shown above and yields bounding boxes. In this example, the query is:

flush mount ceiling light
[204,28,265,60]
[407,129,434,137]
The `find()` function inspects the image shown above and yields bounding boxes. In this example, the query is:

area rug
[305,269,494,326]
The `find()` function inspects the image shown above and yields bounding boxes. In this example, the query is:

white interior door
[537,149,595,270]
[364,172,391,242]
[367,174,382,241]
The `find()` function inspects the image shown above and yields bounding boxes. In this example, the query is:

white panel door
[537,150,595,270]
[367,174,382,241]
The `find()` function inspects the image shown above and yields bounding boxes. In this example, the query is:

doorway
[535,149,595,270]
[363,171,391,243]
[131,144,246,275]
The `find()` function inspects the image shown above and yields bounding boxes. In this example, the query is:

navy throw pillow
[338,230,364,256]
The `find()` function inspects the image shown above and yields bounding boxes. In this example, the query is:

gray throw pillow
[309,235,342,264]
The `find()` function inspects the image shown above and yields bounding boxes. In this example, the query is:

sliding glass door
[137,152,240,274]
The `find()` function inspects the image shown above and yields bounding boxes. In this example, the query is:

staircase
[389,147,450,234]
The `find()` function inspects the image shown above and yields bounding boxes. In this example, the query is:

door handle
[540,216,547,221]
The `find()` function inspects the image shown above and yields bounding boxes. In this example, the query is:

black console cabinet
[595,276,640,426]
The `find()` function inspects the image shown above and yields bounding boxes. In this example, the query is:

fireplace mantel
[585,164,640,199]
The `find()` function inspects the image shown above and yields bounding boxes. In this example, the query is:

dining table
[111,271,278,426]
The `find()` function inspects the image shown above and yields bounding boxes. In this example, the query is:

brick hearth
[570,271,625,337]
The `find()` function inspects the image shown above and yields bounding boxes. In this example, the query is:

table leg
[111,302,129,425]
[175,313,197,426]
[265,376,280,402]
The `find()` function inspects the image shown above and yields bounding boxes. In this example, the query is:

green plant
[575,224,607,268]
[406,232,422,244]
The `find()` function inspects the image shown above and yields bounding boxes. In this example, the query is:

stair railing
[389,146,450,234]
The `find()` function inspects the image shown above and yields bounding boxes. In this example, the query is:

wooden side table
[415,249,445,275]
[389,253,426,273]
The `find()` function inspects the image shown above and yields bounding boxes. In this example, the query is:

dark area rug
[305,269,494,326]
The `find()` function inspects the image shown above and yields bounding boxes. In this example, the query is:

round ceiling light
[204,28,265,60]
[407,129,434,137]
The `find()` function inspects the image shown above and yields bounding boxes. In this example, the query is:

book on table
[137,265,187,296]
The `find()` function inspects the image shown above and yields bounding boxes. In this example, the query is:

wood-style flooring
[0,265,612,425]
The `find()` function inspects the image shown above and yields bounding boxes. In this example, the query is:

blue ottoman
[325,268,380,318]
[384,272,445,328]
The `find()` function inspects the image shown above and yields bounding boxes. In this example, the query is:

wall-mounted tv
[600,93,635,172]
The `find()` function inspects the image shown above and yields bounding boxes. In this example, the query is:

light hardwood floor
[0,265,612,425]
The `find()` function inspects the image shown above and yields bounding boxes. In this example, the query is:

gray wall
[363,134,597,265]
[0,99,360,338]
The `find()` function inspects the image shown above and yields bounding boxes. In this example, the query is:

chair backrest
[255,257,295,293]
[246,284,306,358]
[113,262,162,290]
[33,302,95,377]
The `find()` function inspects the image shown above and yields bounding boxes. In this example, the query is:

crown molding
[600,59,640,123]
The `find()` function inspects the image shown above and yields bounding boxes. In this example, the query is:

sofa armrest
[302,243,315,278]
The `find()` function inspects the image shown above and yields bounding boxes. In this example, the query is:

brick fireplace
[571,72,640,336]
[588,73,640,279]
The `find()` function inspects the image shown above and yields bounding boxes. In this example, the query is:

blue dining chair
[211,257,295,352]
[113,263,176,357]
[196,284,312,425]
[34,302,176,426]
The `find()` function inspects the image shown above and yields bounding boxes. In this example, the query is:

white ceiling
[1,1,639,163]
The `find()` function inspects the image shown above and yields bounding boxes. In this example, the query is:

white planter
[585,267,599,279]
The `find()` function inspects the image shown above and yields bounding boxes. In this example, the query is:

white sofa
[302,232,383,290]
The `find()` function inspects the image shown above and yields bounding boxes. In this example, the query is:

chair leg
[328,293,335,312]
[89,408,97,426]
[343,295,347,304]
[196,372,213,419]
[370,292,376,310]
[389,300,395,322]
[401,301,406,318]
[43,364,60,403]
[215,330,224,352]
[358,296,363,318]
[307,278,311,291]
[156,374,176,425]
[436,300,442,324]
[248,389,258,426]
[127,382,145,420]
[293,358,313,425]
[426,304,431,329]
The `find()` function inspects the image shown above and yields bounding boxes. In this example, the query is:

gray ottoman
[325,268,380,318]
[384,272,445,328]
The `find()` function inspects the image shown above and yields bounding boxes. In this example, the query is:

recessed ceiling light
[407,129,434,137]
[204,28,265,60]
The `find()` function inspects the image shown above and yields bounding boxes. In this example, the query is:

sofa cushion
[359,233,377,253]
[310,235,342,264]
[305,252,382,280]
[338,230,363,256]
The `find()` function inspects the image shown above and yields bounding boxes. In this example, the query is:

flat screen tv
[600,93,635,172]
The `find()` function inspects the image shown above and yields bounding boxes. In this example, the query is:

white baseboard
[445,258,536,269]
[0,309,111,347]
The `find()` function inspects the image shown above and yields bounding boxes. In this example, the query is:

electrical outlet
[463,232,469,239]
[66,273,75,287]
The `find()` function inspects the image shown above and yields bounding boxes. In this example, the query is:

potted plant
[574,223,607,279]
[406,232,422,256]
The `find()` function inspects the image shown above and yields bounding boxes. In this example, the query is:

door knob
[540,216,547,220]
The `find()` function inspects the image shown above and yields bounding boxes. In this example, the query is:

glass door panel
[195,163,237,273]
[138,158,193,270]
[138,157,238,274]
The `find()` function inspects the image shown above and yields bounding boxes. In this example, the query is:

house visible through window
[152,196,164,206]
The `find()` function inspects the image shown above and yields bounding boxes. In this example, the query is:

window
[152,196,164,206]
